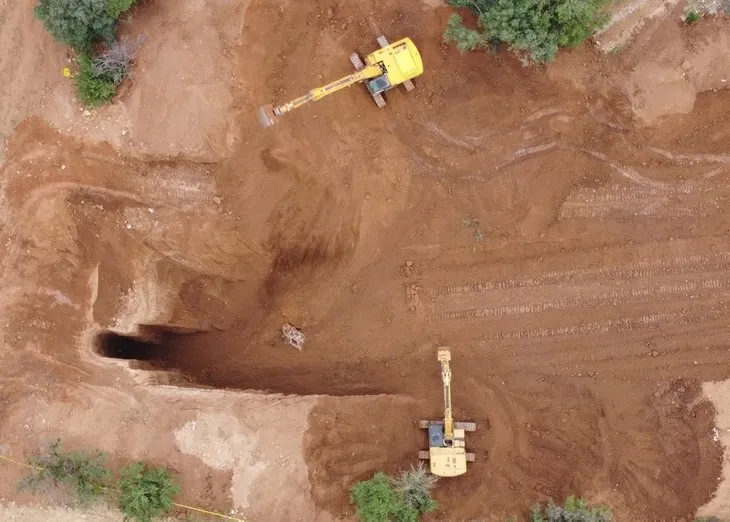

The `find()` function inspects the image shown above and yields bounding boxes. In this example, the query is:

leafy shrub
[444,0,611,65]
[350,471,419,522]
[35,0,117,53]
[392,463,438,514]
[118,462,180,522]
[685,11,702,24]
[77,54,117,106]
[531,496,612,522]
[19,439,111,504]
[107,0,136,18]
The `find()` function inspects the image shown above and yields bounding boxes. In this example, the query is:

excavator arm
[438,349,454,442]
[256,64,383,127]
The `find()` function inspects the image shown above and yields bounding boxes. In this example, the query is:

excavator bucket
[256,104,277,129]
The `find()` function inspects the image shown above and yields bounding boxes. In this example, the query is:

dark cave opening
[94,330,168,361]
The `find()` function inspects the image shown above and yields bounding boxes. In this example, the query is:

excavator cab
[366,75,391,95]
[418,348,477,477]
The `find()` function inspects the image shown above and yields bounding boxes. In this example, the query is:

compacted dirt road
[2,0,730,519]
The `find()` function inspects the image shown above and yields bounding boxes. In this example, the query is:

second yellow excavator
[419,348,477,477]
[256,35,423,128]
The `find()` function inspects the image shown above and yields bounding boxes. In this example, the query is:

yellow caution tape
[0,453,43,470]
[0,452,246,521]
[173,501,247,521]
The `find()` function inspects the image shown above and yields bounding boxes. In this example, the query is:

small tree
[118,462,180,522]
[531,496,612,522]
[350,471,419,522]
[35,0,117,53]
[392,463,438,515]
[77,54,117,106]
[19,439,111,504]
[444,0,611,65]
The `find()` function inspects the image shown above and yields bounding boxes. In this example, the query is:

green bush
[685,11,702,24]
[118,462,180,522]
[107,0,136,19]
[19,440,111,504]
[531,496,612,522]
[77,54,117,106]
[444,0,611,64]
[392,463,438,515]
[350,471,420,522]
[35,0,117,53]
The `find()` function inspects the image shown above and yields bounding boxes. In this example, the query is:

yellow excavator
[256,35,423,128]
[419,348,476,477]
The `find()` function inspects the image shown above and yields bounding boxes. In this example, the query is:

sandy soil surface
[1,0,730,520]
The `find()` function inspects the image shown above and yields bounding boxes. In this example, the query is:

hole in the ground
[95,330,168,361]
[93,327,391,396]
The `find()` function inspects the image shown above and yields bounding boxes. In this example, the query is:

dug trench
[88,79,730,522]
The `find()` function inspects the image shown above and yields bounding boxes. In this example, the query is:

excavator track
[350,52,386,109]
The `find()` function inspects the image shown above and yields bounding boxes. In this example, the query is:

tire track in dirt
[431,250,730,295]
[401,240,730,351]
[559,180,726,219]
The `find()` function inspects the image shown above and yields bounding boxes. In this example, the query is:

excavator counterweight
[418,347,476,477]
[256,36,423,128]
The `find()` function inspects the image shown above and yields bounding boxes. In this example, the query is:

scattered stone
[213,196,222,205]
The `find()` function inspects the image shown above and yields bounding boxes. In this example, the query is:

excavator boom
[438,349,454,441]
[256,64,382,127]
